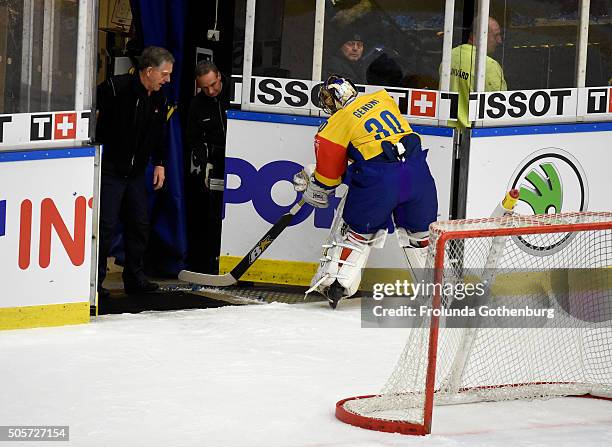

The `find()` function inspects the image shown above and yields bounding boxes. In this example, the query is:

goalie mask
[318,75,358,115]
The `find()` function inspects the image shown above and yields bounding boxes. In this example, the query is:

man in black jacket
[96,46,174,297]
[185,61,229,273]
[325,31,367,84]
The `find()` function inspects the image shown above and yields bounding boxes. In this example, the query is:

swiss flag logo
[54,113,77,139]
[410,90,437,117]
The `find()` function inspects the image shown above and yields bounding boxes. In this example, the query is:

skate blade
[327,297,341,309]
[326,280,344,310]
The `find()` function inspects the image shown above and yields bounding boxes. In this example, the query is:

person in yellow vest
[445,17,507,128]
[293,76,438,308]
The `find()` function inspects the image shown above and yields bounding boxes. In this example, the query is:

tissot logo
[586,87,612,114]
[508,148,588,255]
[410,90,437,117]
[0,116,12,142]
[251,78,320,108]
[54,113,77,139]
[0,111,89,146]
[30,114,53,141]
[476,90,575,121]
[230,75,459,120]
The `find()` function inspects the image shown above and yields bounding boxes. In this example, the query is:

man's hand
[153,165,165,190]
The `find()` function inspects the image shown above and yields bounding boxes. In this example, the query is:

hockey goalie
[293,75,438,308]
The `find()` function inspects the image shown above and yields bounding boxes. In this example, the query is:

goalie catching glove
[293,164,334,208]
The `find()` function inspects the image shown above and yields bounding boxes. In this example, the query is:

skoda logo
[508,148,588,256]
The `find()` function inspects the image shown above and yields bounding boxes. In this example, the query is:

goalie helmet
[318,75,358,115]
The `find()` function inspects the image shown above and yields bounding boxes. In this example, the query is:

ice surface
[0,299,611,446]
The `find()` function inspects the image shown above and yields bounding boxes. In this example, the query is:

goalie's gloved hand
[293,163,316,192]
[204,163,213,189]
[303,180,334,208]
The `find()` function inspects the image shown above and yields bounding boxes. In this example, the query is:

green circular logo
[508,148,588,256]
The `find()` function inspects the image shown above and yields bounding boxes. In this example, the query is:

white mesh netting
[342,212,612,428]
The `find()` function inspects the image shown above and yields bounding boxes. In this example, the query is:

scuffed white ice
[0,299,610,446]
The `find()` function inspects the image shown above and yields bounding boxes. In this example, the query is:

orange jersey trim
[314,135,346,187]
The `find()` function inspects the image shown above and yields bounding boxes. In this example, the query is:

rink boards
[221,111,454,285]
[222,113,612,286]
[0,147,96,329]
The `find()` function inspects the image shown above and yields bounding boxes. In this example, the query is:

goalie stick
[179,198,306,287]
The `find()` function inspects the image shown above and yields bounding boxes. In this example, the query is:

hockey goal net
[336,211,612,435]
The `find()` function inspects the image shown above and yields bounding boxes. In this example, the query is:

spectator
[185,61,230,274]
[325,31,367,84]
[96,46,174,297]
[444,16,507,128]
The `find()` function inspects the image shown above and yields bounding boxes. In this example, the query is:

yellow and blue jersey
[314,89,415,187]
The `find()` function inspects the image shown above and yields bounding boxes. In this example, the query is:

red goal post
[336,211,612,436]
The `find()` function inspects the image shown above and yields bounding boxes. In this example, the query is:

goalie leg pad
[307,220,387,300]
[396,228,430,283]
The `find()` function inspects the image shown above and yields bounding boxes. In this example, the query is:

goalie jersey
[314,89,414,188]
